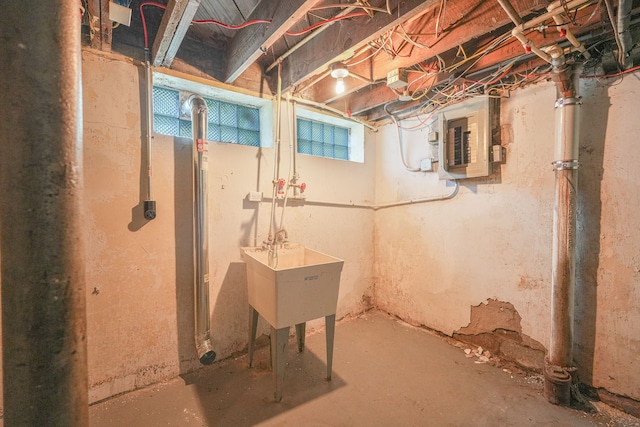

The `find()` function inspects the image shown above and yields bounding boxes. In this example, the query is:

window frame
[295,106,364,163]
[152,71,273,147]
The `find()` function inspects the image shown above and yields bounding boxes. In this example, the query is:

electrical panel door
[438,96,496,180]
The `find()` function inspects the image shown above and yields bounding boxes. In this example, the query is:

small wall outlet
[248,191,262,202]
[428,131,439,143]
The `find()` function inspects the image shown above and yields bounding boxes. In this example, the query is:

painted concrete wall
[373,78,640,401]
[1,48,638,410]
[80,49,376,403]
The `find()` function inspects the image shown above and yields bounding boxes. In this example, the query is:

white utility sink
[241,244,344,329]
[241,244,344,401]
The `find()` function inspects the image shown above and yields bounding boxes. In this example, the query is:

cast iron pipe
[0,0,88,424]
[617,0,633,68]
[545,48,581,406]
[184,95,216,365]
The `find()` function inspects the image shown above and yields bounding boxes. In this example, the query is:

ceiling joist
[359,14,604,121]
[223,0,322,83]
[275,0,441,92]
[152,0,202,67]
[305,0,542,106]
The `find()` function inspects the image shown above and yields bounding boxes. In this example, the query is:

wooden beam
[88,0,111,51]
[304,0,533,104]
[361,23,603,122]
[277,0,441,91]
[152,0,202,67]
[223,0,322,83]
[313,0,600,115]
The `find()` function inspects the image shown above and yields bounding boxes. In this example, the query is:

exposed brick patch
[453,299,546,372]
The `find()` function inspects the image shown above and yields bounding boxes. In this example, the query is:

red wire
[285,12,369,36]
[139,1,167,49]
[139,5,366,49]
[581,65,640,79]
[139,2,271,48]
[191,18,272,29]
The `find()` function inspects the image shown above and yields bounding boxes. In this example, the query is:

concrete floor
[90,311,639,426]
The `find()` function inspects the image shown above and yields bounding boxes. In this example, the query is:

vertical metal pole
[185,95,216,365]
[143,49,157,220]
[0,1,88,425]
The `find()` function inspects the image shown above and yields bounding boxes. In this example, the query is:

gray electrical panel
[437,96,497,180]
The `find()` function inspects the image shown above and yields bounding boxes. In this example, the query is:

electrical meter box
[437,96,498,180]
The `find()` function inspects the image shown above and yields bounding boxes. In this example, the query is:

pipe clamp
[552,159,580,171]
[555,97,582,108]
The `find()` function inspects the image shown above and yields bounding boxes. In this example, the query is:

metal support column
[0,1,88,425]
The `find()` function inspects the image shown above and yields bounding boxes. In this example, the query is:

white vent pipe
[184,95,216,365]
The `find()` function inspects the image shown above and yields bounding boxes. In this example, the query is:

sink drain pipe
[184,94,216,365]
[545,46,581,406]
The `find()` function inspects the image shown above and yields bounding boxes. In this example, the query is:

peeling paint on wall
[453,299,546,372]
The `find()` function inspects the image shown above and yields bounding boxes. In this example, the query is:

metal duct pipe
[184,95,216,365]
[545,52,581,406]
[0,0,88,424]
[143,49,157,220]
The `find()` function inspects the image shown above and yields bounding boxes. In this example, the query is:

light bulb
[335,77,345,94]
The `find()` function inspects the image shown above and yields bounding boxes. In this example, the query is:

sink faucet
[274,228,288,245]
[262,228,288,250]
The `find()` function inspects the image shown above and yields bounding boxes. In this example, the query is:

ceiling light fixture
[330,63,349,94]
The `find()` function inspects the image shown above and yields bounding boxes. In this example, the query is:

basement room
[1,0,639,425]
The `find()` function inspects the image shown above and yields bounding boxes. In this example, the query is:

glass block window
[152,87,260,147]
[297,118,349,160]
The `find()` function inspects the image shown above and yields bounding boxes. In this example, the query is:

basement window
[153,87,261,146]
[296,107,364,162]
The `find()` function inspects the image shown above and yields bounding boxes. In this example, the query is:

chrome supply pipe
[184,94,216,365]
[545,51,581,406]
[143,48,157,220]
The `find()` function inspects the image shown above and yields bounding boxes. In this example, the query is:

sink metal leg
[248,306,259,367]
[271,326,289,402]
[325,314,336,381]
[295,322,306,352]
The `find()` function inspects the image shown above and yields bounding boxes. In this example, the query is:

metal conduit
[143,48,157,220]
[184,95,217,365]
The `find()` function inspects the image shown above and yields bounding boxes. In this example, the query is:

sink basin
[242,243,344,401]
[241,244,344,329]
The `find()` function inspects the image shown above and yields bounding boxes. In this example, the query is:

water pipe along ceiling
[86,0,640,123]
